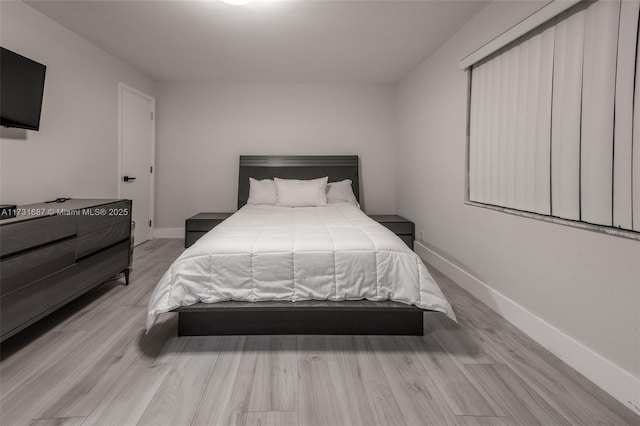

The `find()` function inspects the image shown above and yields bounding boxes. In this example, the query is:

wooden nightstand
[185,212,233,248]
[368,215,415,250]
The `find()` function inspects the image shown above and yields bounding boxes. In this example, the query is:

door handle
[123,176,137,182]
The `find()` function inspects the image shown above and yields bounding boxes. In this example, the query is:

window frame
[462,0,640,241]
[465,69,640,241]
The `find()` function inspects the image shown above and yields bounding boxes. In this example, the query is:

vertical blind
[468,0,640,232]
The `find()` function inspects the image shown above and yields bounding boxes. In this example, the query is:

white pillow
[247,178,276,205]
[326,179,359,207]
[274,177,328,207]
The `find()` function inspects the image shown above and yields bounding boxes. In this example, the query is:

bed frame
[174,155,425,336]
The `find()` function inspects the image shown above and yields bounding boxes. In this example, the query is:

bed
[147,155,455,335]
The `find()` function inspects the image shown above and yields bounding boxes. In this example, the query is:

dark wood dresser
[0,199,132,341]
[368,214,415,249]
[185,212,232,248]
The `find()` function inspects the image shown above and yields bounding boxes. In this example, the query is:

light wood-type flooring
[1,239,638,425]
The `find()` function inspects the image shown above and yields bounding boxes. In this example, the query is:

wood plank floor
[1,238,637,426]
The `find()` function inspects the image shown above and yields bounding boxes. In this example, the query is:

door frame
[117,82,156,240]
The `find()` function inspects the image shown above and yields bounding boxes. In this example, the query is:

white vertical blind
[490,56,500,205]
[469,0,640,234]
[580,0,620,226]
[469,63,480,202]
[634,7,640,232]
[497,51,508,208]
[614,1,640,229]
[505,44,519,208]
[535,27,554,215]
[524,35,541,213]
[470,30,554,215]
[515,41,529,211]
[551,9,585,221]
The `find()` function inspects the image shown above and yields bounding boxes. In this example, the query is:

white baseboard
[414,241,640,416]
[153,227,184,239]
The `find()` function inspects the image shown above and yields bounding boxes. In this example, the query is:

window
[466,0,640,236]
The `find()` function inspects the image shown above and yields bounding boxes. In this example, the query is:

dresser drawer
[76,220,130,259]
[0,240,129,337]
[77,200,131,236]
[0,215,76,257]
[379,221,413,236]
[187,219,225,232]
[0,238,76,297]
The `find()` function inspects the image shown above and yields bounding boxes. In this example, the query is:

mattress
[147,203,455,330]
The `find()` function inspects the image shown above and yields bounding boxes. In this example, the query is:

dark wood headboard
[238,155,360,209]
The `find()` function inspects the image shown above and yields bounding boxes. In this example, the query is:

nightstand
[368,215,415,250]
[185,212,233,248]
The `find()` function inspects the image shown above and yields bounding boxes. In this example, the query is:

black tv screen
[1,47,47,131]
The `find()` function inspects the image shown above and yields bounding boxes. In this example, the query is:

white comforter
[147,203,455,330]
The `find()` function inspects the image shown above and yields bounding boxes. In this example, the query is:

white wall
[397,0,640,411]
[155,82,396,231]
[0,1,155,206]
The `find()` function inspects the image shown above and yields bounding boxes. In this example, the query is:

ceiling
[24,0,487,83]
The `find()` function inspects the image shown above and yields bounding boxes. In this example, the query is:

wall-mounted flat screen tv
[1,47,47,131]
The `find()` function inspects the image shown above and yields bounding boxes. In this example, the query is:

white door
[119,84,154,246]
